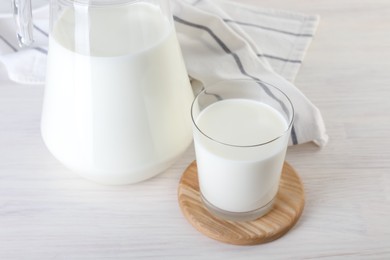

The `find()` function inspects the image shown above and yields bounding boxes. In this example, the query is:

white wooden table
[1,0,389,259]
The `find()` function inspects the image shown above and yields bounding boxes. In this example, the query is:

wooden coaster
[178,161,305,245]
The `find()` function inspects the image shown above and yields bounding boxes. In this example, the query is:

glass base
[201,193,276,222]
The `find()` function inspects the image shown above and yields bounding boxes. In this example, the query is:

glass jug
[13,0,194,184]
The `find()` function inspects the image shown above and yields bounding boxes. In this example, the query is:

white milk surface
[194,99,290,212]
[42,3,194,184]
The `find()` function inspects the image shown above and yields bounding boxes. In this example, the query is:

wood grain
[178,161,305,245]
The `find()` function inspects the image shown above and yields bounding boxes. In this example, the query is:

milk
[193,99,290,213]
[41,3,194,184]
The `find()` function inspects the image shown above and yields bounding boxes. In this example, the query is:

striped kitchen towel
[0,0,328,146]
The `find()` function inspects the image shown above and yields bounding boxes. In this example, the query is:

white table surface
[1,0,390,259]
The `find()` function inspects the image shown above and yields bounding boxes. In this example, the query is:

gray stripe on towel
[34,46,48,54]
[33,24,49,37]
[223,19,313,37]
[0,34,18,52]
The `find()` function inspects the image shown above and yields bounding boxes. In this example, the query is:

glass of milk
[191,79,294,221]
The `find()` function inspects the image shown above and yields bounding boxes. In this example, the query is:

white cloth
[0,0,328,146]
[0,8,48,84]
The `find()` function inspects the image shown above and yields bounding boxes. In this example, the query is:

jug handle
[12,0,34,47]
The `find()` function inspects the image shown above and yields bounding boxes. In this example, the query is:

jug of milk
[13,0,194,184]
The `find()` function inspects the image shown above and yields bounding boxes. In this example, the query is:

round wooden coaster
[178,161,305,245]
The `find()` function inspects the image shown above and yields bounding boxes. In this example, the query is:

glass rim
[191,79,295,148]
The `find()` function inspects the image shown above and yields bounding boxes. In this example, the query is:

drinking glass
[191,79,294,221]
